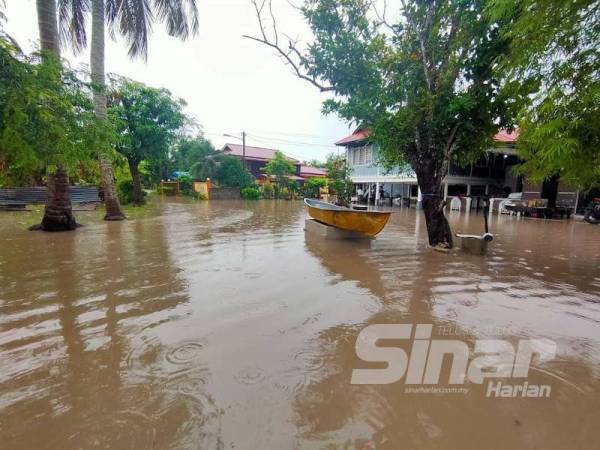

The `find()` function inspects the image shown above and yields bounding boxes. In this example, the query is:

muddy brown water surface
[1,199,599,449]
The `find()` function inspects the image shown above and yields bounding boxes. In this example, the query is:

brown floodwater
[0,199,599,449]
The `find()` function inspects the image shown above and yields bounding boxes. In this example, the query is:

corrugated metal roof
[223,144,300,163]
[299,165,327,177]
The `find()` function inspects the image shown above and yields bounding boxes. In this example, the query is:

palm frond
[58,0,91,54]
[105,0,119,40]
[152,0,199,39]
[0,0,6,23]
[108,0,153,59]
[106,0,198,59]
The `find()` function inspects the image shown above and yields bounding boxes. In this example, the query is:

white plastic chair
[450,197,461,211]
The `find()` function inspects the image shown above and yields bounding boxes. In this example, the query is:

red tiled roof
[334,129,371,146]
[494,129,519,143]
[223,144,300,163]
[299,165,327,177]
[335,128,519,146]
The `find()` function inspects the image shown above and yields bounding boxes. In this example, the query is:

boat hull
[304,199,391,236]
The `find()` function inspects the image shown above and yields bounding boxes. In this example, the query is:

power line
[246,132,338,148]
[200,130,340,161]
[202,130,339,148]
[245,128,334,139]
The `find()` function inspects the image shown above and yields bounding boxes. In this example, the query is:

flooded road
[1,199,599,449]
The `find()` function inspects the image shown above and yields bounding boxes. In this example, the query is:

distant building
[222,144,299,179]
[337,127,521,203]
[298,165,327,182]
[222,143,327,184]
[335,128,578,211]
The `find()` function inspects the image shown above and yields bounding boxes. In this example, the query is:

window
[352,148,359,165]
[350,145,374,166]
[365,146,373,164]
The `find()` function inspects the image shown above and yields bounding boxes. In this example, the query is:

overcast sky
[4,0,352,162]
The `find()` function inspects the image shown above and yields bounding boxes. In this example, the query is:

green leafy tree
[325,153,352,206]
[108,79,186,204]
[177,172,193,194]
[190,156,220,181]
[0,38,102,229]
[247,0,523,247]
[303,158,326,168]
[264,150,296,197]
[215,156,254,189]
[57,0,200,220]
[301,177,327,198]
[173,136,218,172]
[490,0,600,189]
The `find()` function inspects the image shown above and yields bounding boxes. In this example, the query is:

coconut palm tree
[37,0,60,56]
[36,0,78,231]
[91,0,125,220]
[58,0,199,220]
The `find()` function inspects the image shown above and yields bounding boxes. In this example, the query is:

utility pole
[224,131,247,170]
[242,131,246,169]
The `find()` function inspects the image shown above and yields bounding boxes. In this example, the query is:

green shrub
[262,183,274,199]
[216,156,254,188]
[241,187,261,200]
[301,177,327,198]
[117,179,135,204]
[192,191,207,200]
[177,173,193,195]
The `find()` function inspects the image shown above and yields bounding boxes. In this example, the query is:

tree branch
[243,0,335,93]
[400,0,431,92]
[432,14,459,89]
[439,123,460,182]
[368,0,396,35]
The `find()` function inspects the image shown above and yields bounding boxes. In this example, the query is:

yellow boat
[304,198,391,236]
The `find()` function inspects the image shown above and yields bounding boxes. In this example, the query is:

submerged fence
[0,186,101,205]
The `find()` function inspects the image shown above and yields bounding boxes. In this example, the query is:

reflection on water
[0,199,599,449]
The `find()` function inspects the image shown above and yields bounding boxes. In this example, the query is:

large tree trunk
[40,166,78,231]
[91,0,125,221]
[416,165,453,249]
[128,159,145,205]
[36,0,79,231]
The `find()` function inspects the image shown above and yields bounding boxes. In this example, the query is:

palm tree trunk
[36,0,60,57]
[40,166,78,231]
[36,0,79,231]
[91,0,125,221]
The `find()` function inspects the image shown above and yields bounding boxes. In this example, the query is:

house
[336,128,579,211]
[298,165,327,182]
[222,144,300,179]
[222,143,327,185]
[336,128,521,206]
